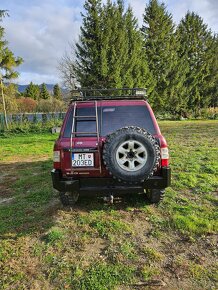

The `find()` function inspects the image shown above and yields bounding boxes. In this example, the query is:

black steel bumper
[51,167,171,195]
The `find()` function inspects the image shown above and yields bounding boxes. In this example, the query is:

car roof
[71,99,148,108]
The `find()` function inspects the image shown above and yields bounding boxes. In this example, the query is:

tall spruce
[24,82,40,100]
[0,10,23,128]
[74,0,152,90]
[40,83,50,99]
[176,12,214,115]
[124,7,151,89]
[53,83,62,99]
[100,0,128,88]
[209,35,218,108]
[100,1,154,90]
[75,0,102,87]
[141,0,179,112]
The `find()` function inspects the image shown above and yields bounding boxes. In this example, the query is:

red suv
[51,88,171,205]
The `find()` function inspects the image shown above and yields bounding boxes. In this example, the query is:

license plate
[72,153,94,167]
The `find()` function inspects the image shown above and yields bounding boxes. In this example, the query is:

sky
[1,0,218,85]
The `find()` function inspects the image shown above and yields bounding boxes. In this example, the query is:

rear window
[101,105,156,135]
[63,105,156,137]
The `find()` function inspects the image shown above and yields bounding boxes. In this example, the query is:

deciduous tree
[0,10,23,128]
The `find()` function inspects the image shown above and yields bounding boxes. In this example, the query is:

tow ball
[103,193,114,204]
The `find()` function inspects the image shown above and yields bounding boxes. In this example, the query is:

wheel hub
[116,140,148,172]
[126,150,135,159]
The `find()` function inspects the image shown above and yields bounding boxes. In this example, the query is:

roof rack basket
[70,88,147,102]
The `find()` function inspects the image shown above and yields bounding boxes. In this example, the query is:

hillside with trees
[60,0,218,118]
[0,0,217,119]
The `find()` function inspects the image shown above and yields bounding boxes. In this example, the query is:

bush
[0,118,63,134]
[36,98,66,112]
[198,107,218,120]
[16,97,37,113]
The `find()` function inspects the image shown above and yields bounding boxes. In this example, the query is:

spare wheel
[103,126,160,183]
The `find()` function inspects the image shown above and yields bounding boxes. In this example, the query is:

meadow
[0,120,217,289]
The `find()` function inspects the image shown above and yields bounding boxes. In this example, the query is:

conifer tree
[176,12,214,115]
[75,0,102,87]
[99,1,153,91]
[53,83,62,99]
[40,83,50,99]
[141,0,179,112]
[99,0,127,88]
[0,10,23,128]
[74,0,152,91]
[124,6,154,93]
[209,35,218,108]
[24,82,40,100]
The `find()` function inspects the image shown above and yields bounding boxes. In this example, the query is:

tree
[176,12,215,115]
[40,83,50,99]
[0,83,18,113]
[0,10,23,128]
[98,1,153,90]
[53,83,62,99]
[208,35,218,108]
[63,0,153,91]
[24,82,40,100]
[75,0,102,87]
[141,0,181,112]
[58,48,78,91]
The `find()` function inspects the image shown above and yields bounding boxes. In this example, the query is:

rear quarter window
[63,107,98,137]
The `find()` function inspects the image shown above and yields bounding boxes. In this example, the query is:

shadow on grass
[75,192,150,211]
[0,160,60,237]
[0,160,150,237]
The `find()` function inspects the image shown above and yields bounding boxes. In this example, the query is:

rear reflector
[53,151,60,162]
[161,158,169,167]
[161,147,169,167]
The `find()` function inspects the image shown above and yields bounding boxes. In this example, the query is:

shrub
[16,97,37,113]
[36,98,66,112]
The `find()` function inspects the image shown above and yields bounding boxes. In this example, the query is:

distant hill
[18,84,55,93]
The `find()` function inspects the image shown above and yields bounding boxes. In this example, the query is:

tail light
[161,147,169,167]
[53,150,61,169]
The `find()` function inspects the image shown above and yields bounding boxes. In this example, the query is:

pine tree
[0,10,23,128]
[99,0,128,88]
[74,0,152,91]
[123,6,154,93]
[24,82,40,100]
[40,83,50,99]
[209,35,218,108]
[141,0,179,112]
[53,83,62,99]
[176,12,214,115]
[99,1,153,90]
[75,0,102,87]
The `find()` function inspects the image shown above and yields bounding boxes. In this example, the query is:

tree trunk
[0,78,8,129]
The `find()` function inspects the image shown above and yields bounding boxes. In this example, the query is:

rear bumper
[51,167,171,194]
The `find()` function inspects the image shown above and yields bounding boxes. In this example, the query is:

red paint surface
[54,100,169,177]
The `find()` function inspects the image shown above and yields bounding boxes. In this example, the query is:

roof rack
[70,88,147,102]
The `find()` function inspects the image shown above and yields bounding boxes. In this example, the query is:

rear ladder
[70,101,102,173]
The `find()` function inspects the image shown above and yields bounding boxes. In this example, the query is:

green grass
[0,120,217,289]
[0,133,57,162]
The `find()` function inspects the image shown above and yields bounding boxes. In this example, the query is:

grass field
[0,120,217,289]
